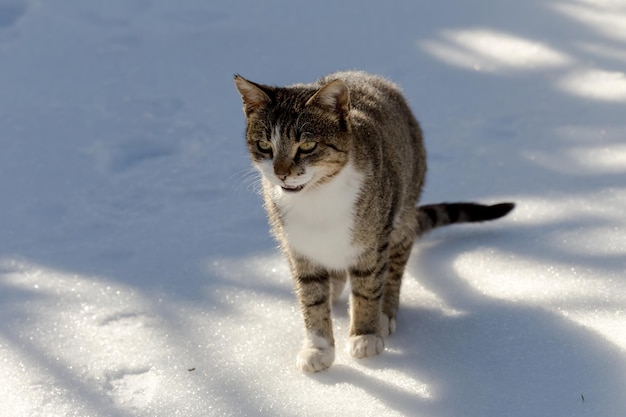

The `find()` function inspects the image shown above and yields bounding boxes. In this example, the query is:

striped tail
[416,202,515,235]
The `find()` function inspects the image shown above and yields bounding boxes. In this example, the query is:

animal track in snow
[105,367,159,409]
[99,311,151,328]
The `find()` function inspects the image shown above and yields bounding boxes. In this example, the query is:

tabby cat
[234,71,514,372]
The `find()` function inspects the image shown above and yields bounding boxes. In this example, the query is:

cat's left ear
[234,75,271,117]
[306,79,351,120]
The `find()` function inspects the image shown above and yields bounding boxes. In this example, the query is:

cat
[234,71,514,372]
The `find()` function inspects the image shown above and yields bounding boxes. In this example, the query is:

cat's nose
[274,162,291,181]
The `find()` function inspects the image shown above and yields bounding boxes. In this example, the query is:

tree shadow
[1,0,625,415]
[311,231,626,417]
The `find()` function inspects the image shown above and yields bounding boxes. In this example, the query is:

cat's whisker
[229,167,262,193]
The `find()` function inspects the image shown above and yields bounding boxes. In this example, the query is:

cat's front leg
[297,330,335,372]
[292,260,335,372]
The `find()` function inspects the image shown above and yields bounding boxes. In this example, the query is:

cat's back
[317,71,400,98]
[319,71,425,198]
[318,71,410,122]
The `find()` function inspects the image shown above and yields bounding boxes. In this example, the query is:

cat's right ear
[234,75,271,117]
[305,79,351,124]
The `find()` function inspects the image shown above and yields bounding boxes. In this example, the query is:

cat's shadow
[312,231,626,417]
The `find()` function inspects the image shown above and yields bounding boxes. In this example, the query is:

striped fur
[234,71,514,372]
[417,202,515,234]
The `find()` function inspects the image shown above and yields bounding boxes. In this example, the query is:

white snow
[1,0,626,416]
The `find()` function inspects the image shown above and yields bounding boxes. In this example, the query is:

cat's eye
[299,141,317,153]
[256,140,272,153]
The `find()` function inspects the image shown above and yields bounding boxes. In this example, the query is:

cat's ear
[306,79,351,119]
[234,75,271,117]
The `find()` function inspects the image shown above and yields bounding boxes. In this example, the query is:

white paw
[296,347,335,372]
[379,314,397,338]
[348,334,384,359]
[296,332,335,372]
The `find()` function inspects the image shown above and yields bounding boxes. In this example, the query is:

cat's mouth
[281,184,306,193]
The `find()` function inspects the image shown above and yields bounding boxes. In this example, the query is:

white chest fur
[273,162,364,270]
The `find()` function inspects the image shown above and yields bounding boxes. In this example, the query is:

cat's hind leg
[381,210,418,337]
[348,253,387,359]
[330,270,347,302]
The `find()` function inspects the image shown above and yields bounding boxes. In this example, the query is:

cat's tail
[416,202,515,235]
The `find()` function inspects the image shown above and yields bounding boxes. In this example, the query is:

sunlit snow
[1,1,625,416]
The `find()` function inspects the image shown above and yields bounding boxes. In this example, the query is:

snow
[1,0,625,416]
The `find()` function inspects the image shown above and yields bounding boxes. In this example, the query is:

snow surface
[1,0,626,416]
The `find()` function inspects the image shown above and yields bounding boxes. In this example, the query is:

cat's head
[234,75,352,194]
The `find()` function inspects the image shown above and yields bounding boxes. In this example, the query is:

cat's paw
[297,333,335,372]
[296,347,335,372]
[379,313,397,338]
[348,334,384,359]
